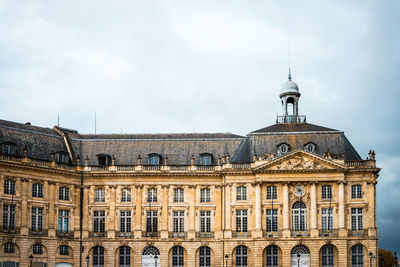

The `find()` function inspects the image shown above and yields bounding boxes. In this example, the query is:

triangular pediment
[254,150,345,172]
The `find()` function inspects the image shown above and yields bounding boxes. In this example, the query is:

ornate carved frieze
[276,155,323,170]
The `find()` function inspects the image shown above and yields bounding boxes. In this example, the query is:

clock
[294,185,305,197]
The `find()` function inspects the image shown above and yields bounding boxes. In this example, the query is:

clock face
[294,185,305,197]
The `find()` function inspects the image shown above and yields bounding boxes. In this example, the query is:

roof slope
[251,122,338,133]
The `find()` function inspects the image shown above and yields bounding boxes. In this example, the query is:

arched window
[290,245,310,266]
[351,244,364,267]
[119,246,130,267]
[292,202,307,231]
[93,246,104,267]
[200,188,211,203]
[172,246,184,267]
[321,244,334,267]
[199,246,211,267]
[235,246,248,267]
[174,188,184,202]
[236,186,247,201]
[265,245,279,267]
[304,142,316,153]
[277,143,289,155]
[142,246,160,267]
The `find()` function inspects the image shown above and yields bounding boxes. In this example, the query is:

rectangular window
[33,244,43,254]
[147,188,157,202]
[236,209,248,233]
[174,188,184,202]
[60,245,69,256]
[121,188,131,202]
[2,204,15,230]
[266,185,277,200]
[94,189,105,202]
[236,186,247,201]
[146,210,158,233]
[200,188,211,203]
[31,207,43,232]
[200,211,211,233]
[4,243,14,253]
[93,210,105,233]
[351,185,362,199]
[173,210,185,233]
[58,210,70,233]
[150,155,160,165]
[322,185,332,199]
[59,187,70,201]
[351,208,363,231]
[266,209,278,232]
[201,155,212,165]
[4,180,16,195]
[32,183,43,198]
[120,210,131,233]
[321,208,333,233]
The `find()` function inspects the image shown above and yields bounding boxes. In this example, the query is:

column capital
[336,180,347,185]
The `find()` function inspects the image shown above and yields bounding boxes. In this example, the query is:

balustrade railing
[195,232,214,238]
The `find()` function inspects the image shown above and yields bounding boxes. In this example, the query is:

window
[121,188,131,203]
[4,180,16,195]
[236,209,248,233]
[59,245,69,256]
[3,204,15,230]
[2,143,16,155]
[292,202,307,231]
[94,189,105,202]
[33,244,43,254]
[97,154,111,166]
[321,244,334,267]
[93,246,105,267]
[235,246,248,267]
[201,154,212,165]
[174,188,184,202]
[352,185,362,199]
[351,244,364,267]
[200,211,211,233]
[31,207,43,232]
[322,185,332,199]
[146,210,158,233]
[321,208,333,233]
[58,209,70,233]
[147,188,157,202]
[236,186,247,201]
[120,211,131,233]
[200,188,211,203]
[351,208,363,231]
[32,183,43,198]
[173,211,185,233]
[172,246,184,267]
[266,209,278,232]
[93,210,105,233]
[149,154,160,165]
[304,143,316,153]
[4,242,15,253]
[119,246,130,267]
[199,246,211,267]
[277,143,289,155]
[265,245,279,267]
[59,186,70,201]
[55,152,70,164]
[267,185,277,200]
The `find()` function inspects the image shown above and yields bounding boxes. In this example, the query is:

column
[188,185,196,239]
[368,181,377,237]
[82,186,89,238]
[254,182,262,238]
[310,182,318,237]
[282,183,290,237]
[134,185,142,238]
[338,181,347,236]
[108,185,116,238]
[161,185,169,239]
[48,181,56,237]
[20,178,29,235]
[224,183,232,238]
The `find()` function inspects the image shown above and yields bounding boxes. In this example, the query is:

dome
[281,80,299,93]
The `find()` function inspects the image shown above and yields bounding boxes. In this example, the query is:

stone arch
[169,246,187,267]
[115,245,132,267]
[290,245,310,267]
[319,243,338,267]
[233,245,250,267]
[348,243,368,267]
[142,246,160,267]
[195,246,214,267]
[263,244,282,267]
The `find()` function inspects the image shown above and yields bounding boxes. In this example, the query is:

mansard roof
[251,122,338,134]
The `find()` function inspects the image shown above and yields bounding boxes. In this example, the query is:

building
[0,73,379,267]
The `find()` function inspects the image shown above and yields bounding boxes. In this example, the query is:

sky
[1,0,400,253]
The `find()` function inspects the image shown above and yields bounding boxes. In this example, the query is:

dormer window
[200,153,213,165]
[304,143,316,153]
[278,143,289,155]
[149,154,161,165]
[55,152,70,164]
[1,142,16,155]
[97,154,111,166]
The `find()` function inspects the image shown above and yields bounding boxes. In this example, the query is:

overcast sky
[1,0,399,253]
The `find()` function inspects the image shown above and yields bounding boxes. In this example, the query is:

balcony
[30,228,48,236]
[351,230,367,237]
[196,232,214,238]
[264,231,281,238]
[233,231,249,238]
[291,230,309,237]
[89,231,106,238]
[143,231,159,238]
[56,230,74,238]
[319,229,337,237]
[276,115,306,124]
[118,231,132,238]
[169,232,186,239]
[0,226,19,234]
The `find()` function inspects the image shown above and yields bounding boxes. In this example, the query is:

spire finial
[288,68,292,81]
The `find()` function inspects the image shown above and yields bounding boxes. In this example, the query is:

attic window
[1,143,16,155]
[55,152,70,164]
[201,153,213,165]
[149,154,161,165]
[304,143,316,153]
[278,143,289,155]
[97,154,111,166]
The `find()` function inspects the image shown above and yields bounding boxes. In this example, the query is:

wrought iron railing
[276,115,306,124]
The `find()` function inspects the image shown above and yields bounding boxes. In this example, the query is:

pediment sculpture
[276,155,323,170]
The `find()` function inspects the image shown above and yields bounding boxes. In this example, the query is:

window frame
[3,204,16,230]
[292,202,307,231]
[121,188,131,203]
[4,180,16,195]
[200,188,211,203]
[265,245,279,267]
[173,188,184,202]
[200,210,211,233]
[172,210,185,233]
[31,207,43,232]
[235,246,248,267]
[33,244,43,255]
[200,153,212,166]
[322,185,332,200]
[172,246,184,267]
[146,210,158,233]
[4,242,15,254]
[93,210,106,233]
[94,188,106,203]
[120,210,132,233]
[199,246,211,267]
[59,245,69,256]
[147,188,157,202]
[266,209,278,232]
[351,184,363,199]
[58,209,70,233]
[32,183,44,198]
[351,208,363,231]
[119,246,131,267]
[59,186,70,201]
[236,186,247,201]
[266,185,277,200]
[235,209,248,233]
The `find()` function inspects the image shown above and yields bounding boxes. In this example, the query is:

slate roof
[251,122,338,133]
